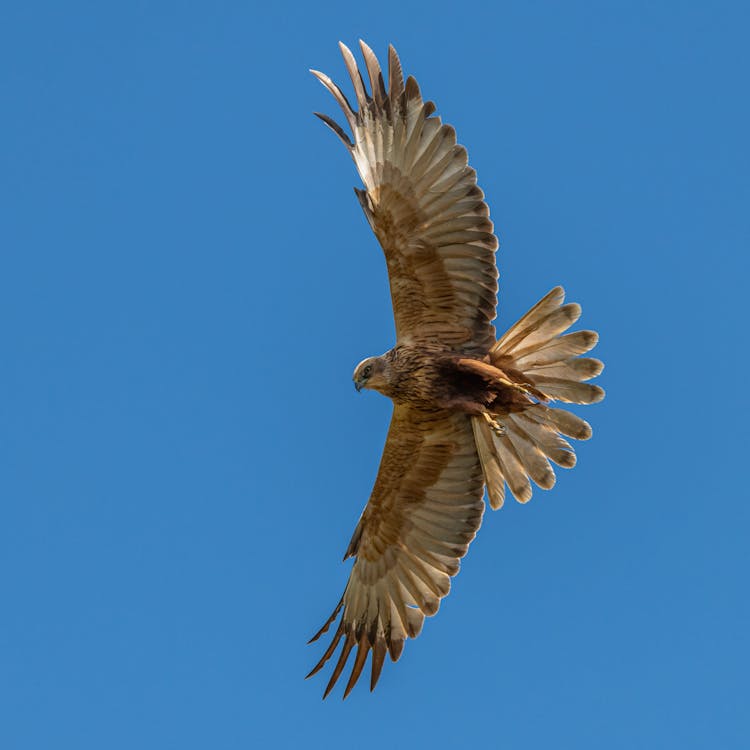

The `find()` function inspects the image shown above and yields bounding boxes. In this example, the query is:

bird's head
[353,356,388,394]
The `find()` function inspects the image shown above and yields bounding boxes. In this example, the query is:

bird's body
[308,41,604,698]
[358,345,535,415]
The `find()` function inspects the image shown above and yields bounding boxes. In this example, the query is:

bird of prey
[307,41,604,699]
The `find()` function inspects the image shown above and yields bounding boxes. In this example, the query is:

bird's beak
[354,379,362,392]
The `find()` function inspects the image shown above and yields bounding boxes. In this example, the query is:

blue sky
[2,1,748,747]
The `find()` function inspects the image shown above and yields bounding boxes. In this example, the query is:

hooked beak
[354,379,363,392]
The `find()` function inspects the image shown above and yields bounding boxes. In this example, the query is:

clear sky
[2,1,748,748]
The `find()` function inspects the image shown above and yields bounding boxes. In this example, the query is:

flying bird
[307,41,604,699]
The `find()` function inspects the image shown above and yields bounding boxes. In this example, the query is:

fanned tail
[473,287,604,508]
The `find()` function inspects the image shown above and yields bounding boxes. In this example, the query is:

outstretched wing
[307,405,485,698]
[312,41,499,355]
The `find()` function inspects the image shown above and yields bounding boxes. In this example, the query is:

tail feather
[504,420,556,490]
[527,357,603,382]
[506,409,575,468]
[492,432,532,504]
[525,377,604,404]
[493,286,565,353]
[534,405,593,440]
[513,330,598,369]
[471,418,506,510]
[500,303,582,357]
[473,287,603,505]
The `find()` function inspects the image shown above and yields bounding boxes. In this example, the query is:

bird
[307,40,604,699]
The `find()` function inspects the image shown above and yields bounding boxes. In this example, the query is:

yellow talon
[482,412,506,436]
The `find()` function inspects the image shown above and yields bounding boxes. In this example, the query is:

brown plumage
[308,41,605,698]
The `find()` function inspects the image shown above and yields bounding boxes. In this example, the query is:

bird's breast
[385,346,482,411]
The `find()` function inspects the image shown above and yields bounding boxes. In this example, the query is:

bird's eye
[363,365,372,378]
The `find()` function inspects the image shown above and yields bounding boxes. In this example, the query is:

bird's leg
[482,411,506,437]
[498,377,536,398]
[498,374,548,404]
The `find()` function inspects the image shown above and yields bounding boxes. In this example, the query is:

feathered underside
[311,40,499,355]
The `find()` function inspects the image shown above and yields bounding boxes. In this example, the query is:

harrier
[307,41,604,699]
